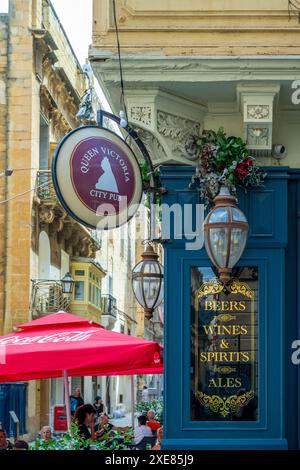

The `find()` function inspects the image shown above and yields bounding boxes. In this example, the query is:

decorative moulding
[126,89,205,165]
[237,85,280,156]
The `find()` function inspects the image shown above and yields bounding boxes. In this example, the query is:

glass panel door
[191,266,258,421]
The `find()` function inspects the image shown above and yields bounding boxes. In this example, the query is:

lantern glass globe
[204,186,248,282]
[131,244,163,317]
[132,259,163,310]
[61,272,75,294]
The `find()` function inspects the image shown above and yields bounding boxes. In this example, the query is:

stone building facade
[0,0,100,436]
[90,0,300,170]
[90,0,300,450]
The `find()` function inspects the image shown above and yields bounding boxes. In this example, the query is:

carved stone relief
[130,106,152,126]
[246,127,270,147]
[157,110,200,161]
[247,105,270,120]
[127,91,203,164]
[133,127,167,164]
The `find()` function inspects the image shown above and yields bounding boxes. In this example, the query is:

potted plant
[190,128,266,207]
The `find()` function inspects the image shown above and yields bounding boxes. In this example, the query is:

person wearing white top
[134,415,153,445]
[141,386,149,401]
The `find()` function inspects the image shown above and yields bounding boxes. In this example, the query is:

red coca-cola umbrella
[0,312,163,428]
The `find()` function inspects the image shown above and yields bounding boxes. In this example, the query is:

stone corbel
[126,89,205,165]
[237,85,280,157]
[68,230,81,254]
[78,236,97,258]
[52,208,67,233]
[39,205,56,225]
[51,108,71,140]
[63,220,74,240]
[40,85,54,120]
[132,127,168,164]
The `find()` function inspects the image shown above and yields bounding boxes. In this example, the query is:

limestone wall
[92,0,300,56]
[0,15,8,336]
[0,0,90,437]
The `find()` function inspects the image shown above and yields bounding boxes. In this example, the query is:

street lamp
[61,272,75,294]
[204,186,248,283]
[132,244,163,320]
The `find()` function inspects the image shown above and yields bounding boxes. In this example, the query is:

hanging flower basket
[190,128,267,207]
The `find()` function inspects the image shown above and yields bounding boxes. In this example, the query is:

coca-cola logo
[153,351,161,364]
[0,329,96,346]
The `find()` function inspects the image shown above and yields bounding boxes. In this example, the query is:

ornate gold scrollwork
[196,278,254,300]
[196,390,254,418]
[213,366,236,374]
[214,314,236,322]
[227,279,254,300]
[197,280,224,298]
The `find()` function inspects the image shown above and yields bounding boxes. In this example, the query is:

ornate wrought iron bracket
[97,110,167,241]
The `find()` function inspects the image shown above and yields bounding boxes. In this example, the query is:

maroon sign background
[70,137,136,215]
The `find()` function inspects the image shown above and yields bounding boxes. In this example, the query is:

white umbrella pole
[130,375,135,429]
[63,370,72,430]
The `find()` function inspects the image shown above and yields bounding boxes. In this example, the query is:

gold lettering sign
[191,267,258,421]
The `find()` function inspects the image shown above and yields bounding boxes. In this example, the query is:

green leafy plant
[92,427,134,450]
[29,423,133,451]
[29,423,89,451]
[191,128,266,206]
[136,399,163,426]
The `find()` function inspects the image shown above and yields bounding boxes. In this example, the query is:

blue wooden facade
[0,383,27,437]
[160,165,300,450]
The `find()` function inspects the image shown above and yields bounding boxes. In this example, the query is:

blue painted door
[160,165,299,450]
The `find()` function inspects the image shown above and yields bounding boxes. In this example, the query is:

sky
[0,0,7,13]
[51,0,93,65]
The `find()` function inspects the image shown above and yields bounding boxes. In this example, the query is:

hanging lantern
[204,186,249,283]
[132,244,163,320]
[61,272,75,294]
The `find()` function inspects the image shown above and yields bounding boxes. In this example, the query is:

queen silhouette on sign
[95,156,119,193]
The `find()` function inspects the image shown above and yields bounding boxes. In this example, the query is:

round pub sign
[52,126,143,229]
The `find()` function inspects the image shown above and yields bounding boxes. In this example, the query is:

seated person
[0,430,12,451]
[95,413,128,440]
[12,440,29,450]
[134,415,153,445]
[40,425,52,441]
[146,410,161,433]
[94,413,114,435]
[152,427,163,450]
[74,404,96,441]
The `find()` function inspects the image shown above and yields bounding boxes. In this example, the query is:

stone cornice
[90,54,300,82]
